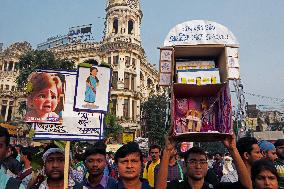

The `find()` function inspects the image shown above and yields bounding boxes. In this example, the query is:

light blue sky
[1,0,284,111]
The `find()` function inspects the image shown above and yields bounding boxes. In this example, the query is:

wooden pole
[63,141,70,189]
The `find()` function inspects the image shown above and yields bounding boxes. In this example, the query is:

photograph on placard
[74,65,111,113]
[25,72,65,123]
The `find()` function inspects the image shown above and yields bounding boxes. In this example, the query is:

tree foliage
[16,50,75,89]
[141,93,170,146]
[104,113,124,142]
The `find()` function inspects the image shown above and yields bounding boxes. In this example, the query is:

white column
[116,97,124,118]
[4,99,10,121]
[129,98,133,121]
[12,62,15,71]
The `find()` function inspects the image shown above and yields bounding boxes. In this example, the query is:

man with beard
[112,142,150,189]
[82,145,116,189]
[156,134,253,189]
[31,147,83,189]
[274,139,284,189]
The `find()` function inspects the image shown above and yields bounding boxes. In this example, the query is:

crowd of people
[0,126,283,189]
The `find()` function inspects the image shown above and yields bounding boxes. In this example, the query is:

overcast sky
[1,0,284,111]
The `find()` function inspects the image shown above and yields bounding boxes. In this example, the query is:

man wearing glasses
[156,134,253,189]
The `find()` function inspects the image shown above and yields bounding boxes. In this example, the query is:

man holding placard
[31,146,83,189]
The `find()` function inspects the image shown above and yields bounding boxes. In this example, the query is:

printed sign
[159,73,172,86]
[160,50,172,61]
[122,132,134,144]
[74,66,111,113]
[30,70,105,140]
[163,20,239,46]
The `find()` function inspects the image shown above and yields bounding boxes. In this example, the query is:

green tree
[16,50,75,89]
[141,93,170,146]
[15,50,75,115]
[104,113,124,142]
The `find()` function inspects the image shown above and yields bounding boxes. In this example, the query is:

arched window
[128,20,134,34]
[147,78,153,88]
[113,18,118,34]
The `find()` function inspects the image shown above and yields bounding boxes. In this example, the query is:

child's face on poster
[31,84,58,116]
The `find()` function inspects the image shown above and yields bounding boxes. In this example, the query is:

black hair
[251,159,279,181]
[114,142,143,164]
[0,127,10,146]
[214,152,223,156]
[184,146,207,163]
[89,67,99,83]
[237,137,258,158]
[149,144,161,152]
[84,146,106,160]
[21,147,33,161]
[274,139,284,148]
[8,145,18,159]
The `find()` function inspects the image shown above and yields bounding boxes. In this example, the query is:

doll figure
[186,98,202,132]
[26,73,62,122]
[186,110,202,132]
[83,67,100,109]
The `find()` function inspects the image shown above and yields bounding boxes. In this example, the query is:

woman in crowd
[251,159,278,189]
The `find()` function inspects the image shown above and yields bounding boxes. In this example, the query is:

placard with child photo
[25,72,65,123]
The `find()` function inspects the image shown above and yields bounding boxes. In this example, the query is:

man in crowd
[258,140,278,161]
[17,147,33,188]
[212,152,223,181]
[236,136,262,175]
[2,144,22,176]
[31,146,83,189]
[83,143,116,189]
[143,144,161,188]
[274,139,284,189]
[113,142,150,189]
[156,134,253,189]
[0,127,25,188]
[154,147,184,183]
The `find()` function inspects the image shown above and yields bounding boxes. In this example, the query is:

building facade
[49,0,159,132]
[0,42,31,123]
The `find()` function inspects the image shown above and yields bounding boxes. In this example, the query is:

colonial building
[0,0,159,135]
[48,0,159,132]
[0,42,31,123]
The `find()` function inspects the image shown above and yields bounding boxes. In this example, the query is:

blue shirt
[83,175,116,189]
[115,178,150,189]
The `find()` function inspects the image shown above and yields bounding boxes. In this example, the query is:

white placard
[159,73,172,86]
[226,47,239,58]
[228,67,240,79]
[160,61,172,73]
[33,71,104,140]
[228,57,240,68]
[164,20,239,46]
[74,66,111,113]
[160,50,172,61]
